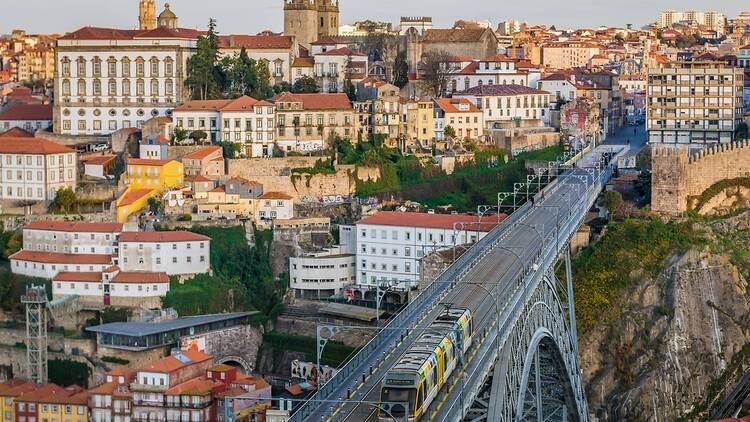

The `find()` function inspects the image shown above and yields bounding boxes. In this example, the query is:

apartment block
[647,61,744,144]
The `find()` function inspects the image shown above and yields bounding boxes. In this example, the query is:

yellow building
[116,159,185,223]
[15,384,88,422]
[434,98,483,140]
[196,185,254,217]
[401,100,434,144]
[124,159,184,189]
[0,380,36,422]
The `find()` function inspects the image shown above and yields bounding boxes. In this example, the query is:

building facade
[271,92,354,151]
[647,61,744,144]
[283,0,340,48]
[117,231,211,276]
[289,247,356,299]
[453,84,551,127]
[54,24,199,136]
[0,137,77,202]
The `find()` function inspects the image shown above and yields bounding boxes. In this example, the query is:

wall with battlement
[652,141,750,214]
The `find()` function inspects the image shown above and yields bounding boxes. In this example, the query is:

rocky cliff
[581,213,750,421]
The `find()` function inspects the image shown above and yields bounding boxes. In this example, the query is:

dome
[158,3,177,19]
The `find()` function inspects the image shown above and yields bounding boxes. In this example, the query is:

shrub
[101,356,130,365]
[48,359,91,388]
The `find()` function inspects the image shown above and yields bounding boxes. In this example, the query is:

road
[329,162,605,422]
[602,121,647,158]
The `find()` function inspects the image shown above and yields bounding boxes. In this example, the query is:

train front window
[381,387,416,416]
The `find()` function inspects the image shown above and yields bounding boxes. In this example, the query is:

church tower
[139,0,157,30]
[284,0,339,48]
[157,3,179,29]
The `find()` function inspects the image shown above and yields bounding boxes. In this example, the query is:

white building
[172,96,276,157]
[10,250,113,278]
[289,247,356,299]
[139,135,169,160]
[355,212,501,288]
[449,56,540,94]
[52,266,169,308]
[54,25,201,136]
[0,137,77,202]
[21,221,122,255]
[313,47,368,93]
[117,231,211,276]
[256,192,294,222]
[453,84,552,126]
[0,103,52,133]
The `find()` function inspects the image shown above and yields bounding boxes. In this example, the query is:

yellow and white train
[379,308,474,421]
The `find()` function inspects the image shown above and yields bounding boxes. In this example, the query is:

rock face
[582,248,750,421]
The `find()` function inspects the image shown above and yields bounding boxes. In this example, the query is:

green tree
[392,50,409,88]
[444,125,457,139]
[222,47,258,98]
[254,60,273,99]
[219,141,239,159]
[292,75,320,93]
[190,130,208,142]
[173,127,188,142]
[51,188,77,214]
[602,190,624,221]
[419,50,454,97]
[147,197,161,214]
[273,81,292,94]
[186,19,221,100]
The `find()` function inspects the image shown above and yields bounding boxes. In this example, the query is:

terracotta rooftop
[292,57,315,67]
[119,231,210,243]
[112,271,169,284]
[182,146,223,160]
[0,137,75,154]
[23,221,123,233]
[434,98,480,113]
[139,350,212,374]
[10,250,112,265]
[317,46,367,57]
[173,99,232,112]
[357,211,506,232]
[127,158,176,166]
[117,188,155,207]
[455,84,550,96]
[59,26,204,41]
[271,92,352,110]
[258,192,293,200]
[83,155,117,166]
[0,127,33,138]
[188,175,214,183]
[165,376,220,396]
[0,103,52,121]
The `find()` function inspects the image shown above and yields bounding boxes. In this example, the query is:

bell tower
[139,0,157,30]
[284,0,340,48]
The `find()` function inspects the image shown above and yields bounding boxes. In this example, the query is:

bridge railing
[290,202,534,421]
[435,166,613,422]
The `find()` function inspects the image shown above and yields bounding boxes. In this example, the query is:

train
[379,308,474,421]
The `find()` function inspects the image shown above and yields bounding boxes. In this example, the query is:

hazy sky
[2,0,748,35]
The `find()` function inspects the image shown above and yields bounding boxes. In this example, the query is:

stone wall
[167,145,209,161]
[96,344,170,369]
[0,345,102,386]
[228,157,323,177]
[181,324,263,372]
[652,141,750,214]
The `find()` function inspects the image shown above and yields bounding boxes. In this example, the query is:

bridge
[290,145,621,422]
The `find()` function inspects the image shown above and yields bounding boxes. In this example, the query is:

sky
[2,0,748,35]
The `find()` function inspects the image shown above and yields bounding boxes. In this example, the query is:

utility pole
[21,285,48,384]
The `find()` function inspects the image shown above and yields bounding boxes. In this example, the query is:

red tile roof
[0,127,33,138]
[0,104,52,121]
[117,188,155,206]
[455,84,549,96]
[210,185,226,193]
[83,155,117,166]
[188,175,214,183]
[434,98,480,113]
[271,92,352,110]
[10,250,112,265]
[119,231,210,243]
[219,96,263,112]
[357,211,506,232]
[140,135,170,145]
[0,137,75,154]
[219,35,294,50]
[173,99,232,112]
[112,271,169,284]
[165,376,220,395]
[292,57,315,67]
[24,221,123,233]
[258,192,293,200]
[52,272,102,282]
[139,350,212,373]
[59,26,203,41]
[182,146,223,160]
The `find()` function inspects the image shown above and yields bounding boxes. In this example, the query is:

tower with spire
[139,0,157,30]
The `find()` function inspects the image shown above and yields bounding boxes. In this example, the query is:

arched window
[62,79,71,96]
[61,58,71,77]
[135,57,145,77]
[108,57,117,77]
[150,79,159,96]
[93,79,101,96]
[165,79,173,96]
[150,57,159,77]
[77,79,86,96]
[122,79,131,96]
[136,79,145,96]
[108,79,117,96]
[92,57,102,76]
[122,57,131,77]
[164,57,174,76]
[76,57,86,77]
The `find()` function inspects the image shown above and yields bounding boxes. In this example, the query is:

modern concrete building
[289,246,356,299]
[647,61,744,145]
